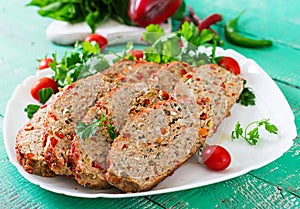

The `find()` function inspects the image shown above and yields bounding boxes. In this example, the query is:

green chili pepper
[225,12,272,48]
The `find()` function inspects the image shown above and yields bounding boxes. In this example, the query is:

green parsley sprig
[141,22,219,66]
[49,41,109,88]
[237,81,255,106]
[231,119,278,145]
[75,114,118,141]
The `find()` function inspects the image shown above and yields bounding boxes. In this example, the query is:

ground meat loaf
[114,61,161,84]
[43,72,113,176]
[70,83,171,189]
[106,97,209,192]
[101,60,136,80]
[195,64,244,108]
[15,93,61,177]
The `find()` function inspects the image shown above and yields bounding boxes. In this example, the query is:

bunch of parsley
[141,22,220,66]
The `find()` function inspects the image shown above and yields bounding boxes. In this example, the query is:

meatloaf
[43,72,113,176]
[106,97,210,192]
[15,93,61,177]
[71,83,171,189]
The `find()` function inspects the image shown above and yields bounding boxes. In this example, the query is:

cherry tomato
[84,34,108,51]
[217,56,241,75]
[202,145,231,171]
[129,50,144,60]
[128,0,182,27]
[38,58,53,70]
[31,77,58,102]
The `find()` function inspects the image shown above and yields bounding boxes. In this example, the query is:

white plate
[3,47,297,198]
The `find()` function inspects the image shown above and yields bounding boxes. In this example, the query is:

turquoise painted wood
[0,0,299,208]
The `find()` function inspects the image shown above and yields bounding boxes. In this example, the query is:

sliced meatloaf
[195,64,244,108]
[15,93,61,177]
[150,61,195,95]
[114,61,161,84]
[101,59,136,80]
[106,97,210,192]
[176,64,244,134]
[43,72,113,176]
[70,83,171,189]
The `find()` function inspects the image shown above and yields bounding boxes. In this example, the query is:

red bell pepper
[128,0,182,27]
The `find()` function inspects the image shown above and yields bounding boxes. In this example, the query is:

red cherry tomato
[38,58,53,70]
[217,56,241,75]
[130,50,144,60]
[202,145,231,171]
[128,0,182,27]
[84,34,108,51]
[31,77,58,101]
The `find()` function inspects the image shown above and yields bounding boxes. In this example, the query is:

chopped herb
[142,22,219,66]
[237,85,255,106]
[75,114,118,141]
[24,104,40,119]
[38,88,54,104]
[231,119,278,145]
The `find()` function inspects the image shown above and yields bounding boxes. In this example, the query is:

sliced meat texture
[15,93,61,177]
[101,60,136,80]
[195,64,244,108]
[43,72,112,176]
[106,97,209,192]
[113,61,161,84]
[70,83,171,189]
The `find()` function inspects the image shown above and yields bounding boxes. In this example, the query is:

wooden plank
[0,161,163,209]
[147,174,299,208]
[185,0,300,48]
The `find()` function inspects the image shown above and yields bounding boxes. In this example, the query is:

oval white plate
[3,47,296,198]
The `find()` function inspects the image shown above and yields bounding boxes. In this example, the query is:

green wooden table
[1,0,299,208]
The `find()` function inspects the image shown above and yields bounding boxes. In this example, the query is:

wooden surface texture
[0,0,299,208]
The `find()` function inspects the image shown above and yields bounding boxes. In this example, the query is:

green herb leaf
[38,88,54,104]
[231,119,278,145]
[76,121,99,140]
[24,104,40,119]
[142,22,219,66]
[28,0,133,33]
[246,127,259,145]
[75,114,118,141]
[231,121,243,139]
[49,41,109,88]
[142,24,165,45]
[238,86,256,106]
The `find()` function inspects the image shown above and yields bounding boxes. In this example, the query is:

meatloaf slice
[15,93,61,177]
[195,64,244,108]
[43,72,112,176]
[106,97,209,192]
[101,59,136,80]
[114,61,161,84]
[71,83,171,189]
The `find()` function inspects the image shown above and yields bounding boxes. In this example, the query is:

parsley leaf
[238,87,256,106]
[142,24,165,45]
[49,41,109,88]
[24,104,40,119]
[231,119,278,145]
[142,22,220,66]
[75,114,118,141]
[38,88,54,104]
